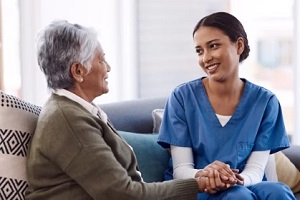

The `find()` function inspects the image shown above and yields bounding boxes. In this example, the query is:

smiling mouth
[206,64,218,72]
[104,77,108,83]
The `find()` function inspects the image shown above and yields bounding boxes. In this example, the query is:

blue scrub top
[157,77,290,176]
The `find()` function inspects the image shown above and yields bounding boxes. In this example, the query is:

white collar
[53,89,107,123]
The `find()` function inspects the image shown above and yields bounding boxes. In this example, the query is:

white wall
[294,0,300,145]
[3,0,300,144]
[18,0,137,106]
[2,0,21,95]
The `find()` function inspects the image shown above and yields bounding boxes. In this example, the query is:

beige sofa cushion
[275,151,300,193]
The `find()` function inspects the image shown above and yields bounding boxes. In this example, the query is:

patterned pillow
[0,91,41,200]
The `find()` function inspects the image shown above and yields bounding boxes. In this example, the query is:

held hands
[195,161,244,194]
[232,169,244,186]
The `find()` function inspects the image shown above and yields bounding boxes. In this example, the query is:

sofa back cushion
[101,97,167,133]
[118,131,170,182]
[0,91,41,200]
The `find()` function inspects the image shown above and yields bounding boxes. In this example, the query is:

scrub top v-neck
[158,77,290,173]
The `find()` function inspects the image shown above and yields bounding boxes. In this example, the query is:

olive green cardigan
[26,94,198,200]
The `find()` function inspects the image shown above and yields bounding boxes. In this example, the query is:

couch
[100,97,300,199]
[0,91,299,199]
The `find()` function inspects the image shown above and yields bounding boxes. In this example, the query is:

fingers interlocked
[198,160,241,194]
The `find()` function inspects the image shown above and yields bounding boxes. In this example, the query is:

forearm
[240,150,270,186]
[171,145,200,179]
[174,164,200,179]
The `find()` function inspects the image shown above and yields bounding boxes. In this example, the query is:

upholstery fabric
[100,97,166,133]
[0,91,41,200]
[152,109,164,133]
[118,131,170,182]
[275,151,300,193]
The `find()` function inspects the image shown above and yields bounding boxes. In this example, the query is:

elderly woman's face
[82,44,111,99]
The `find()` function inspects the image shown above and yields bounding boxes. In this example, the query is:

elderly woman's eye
[100,60,107,65]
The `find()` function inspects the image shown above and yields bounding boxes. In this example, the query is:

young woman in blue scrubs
[157,12,296,200]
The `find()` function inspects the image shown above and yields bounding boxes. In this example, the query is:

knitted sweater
[26,94,198,200]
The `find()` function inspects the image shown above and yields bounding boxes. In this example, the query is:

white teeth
[207,64,217,70]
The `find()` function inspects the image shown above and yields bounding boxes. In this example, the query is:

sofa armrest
[282,145,300,171]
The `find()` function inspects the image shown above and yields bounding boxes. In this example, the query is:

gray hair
[36,20,99,89]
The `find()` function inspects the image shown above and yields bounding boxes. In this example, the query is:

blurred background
[0,0,299,144]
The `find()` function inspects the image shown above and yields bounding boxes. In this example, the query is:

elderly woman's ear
[70,62,87,83]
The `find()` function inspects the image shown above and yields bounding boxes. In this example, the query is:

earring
[78,78,83,82]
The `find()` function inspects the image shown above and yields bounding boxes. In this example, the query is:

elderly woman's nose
[106,62,111,72]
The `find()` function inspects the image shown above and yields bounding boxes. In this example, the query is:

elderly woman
[25,20,217,200]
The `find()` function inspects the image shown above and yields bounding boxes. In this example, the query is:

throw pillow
[0,91,41,200]
[118,131,170,182]
[275,151,300,193]
[152,109,164,133]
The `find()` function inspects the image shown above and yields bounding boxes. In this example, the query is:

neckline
[199,78,249,127]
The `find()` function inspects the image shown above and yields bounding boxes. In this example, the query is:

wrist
[194,169,204,178]
[196,177,206,192]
